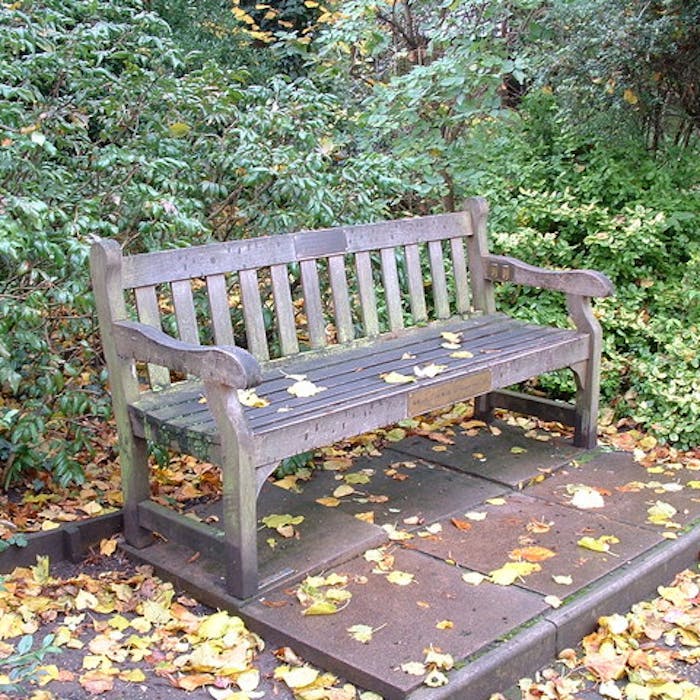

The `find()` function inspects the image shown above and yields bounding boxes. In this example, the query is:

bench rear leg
[119,424,153,548]
[205,382,259,599]
[571,360,600,449]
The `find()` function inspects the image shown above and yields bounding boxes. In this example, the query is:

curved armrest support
[483,254,614,297]
[113,320,262,389]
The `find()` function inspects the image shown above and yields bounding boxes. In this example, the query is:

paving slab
[293,451,507,528]
[243,546,548,700]
[409,492,663,596]
[178,480,388,590]
[388,420,582,488]
[526,449,700,531]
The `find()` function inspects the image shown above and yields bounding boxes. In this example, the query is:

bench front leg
[567,295,603,449]
[204,381,259,599]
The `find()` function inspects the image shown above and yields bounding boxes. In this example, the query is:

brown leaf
[450,518,472,532]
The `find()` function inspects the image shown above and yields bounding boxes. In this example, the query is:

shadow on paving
[120,420,700,700]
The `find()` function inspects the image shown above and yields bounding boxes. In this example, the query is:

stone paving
[123,421,700,699]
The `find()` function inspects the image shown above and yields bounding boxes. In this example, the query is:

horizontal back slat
[120,212,472,289]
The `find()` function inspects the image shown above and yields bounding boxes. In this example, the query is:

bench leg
[473,393,495,421]
[119,431,153,549]
[204,382,259,600]
[571,360,600,449]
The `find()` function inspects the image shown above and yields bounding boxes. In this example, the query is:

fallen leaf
[568,484,606,509]
[261,513,304,529]
[99,537,118,556]
[544,595,563,608]
[287,378,326,398]
[509,546,557,563]
[440,331,462,344]
[646,500,677,525]
[380,371,416,384]
[401,661,427,676]
[451,518,472,532]
[552,574,573,586]
[333,484,355,498]
[413,363,448,379]
[436,620,453,630]
[347,624,374,643]
[387,570,415,586]
[316,497,341,507]
[464,511,487,521]
[577,535,620,553]
[462,571,486,586]
[489,561,541,586]
[237,388,270,408]
[274,665,320,688]
[449,350,474,359]
[424,669,448,687]
[485,497,506,506]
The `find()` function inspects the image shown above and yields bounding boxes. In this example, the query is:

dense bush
[1,0,698,488]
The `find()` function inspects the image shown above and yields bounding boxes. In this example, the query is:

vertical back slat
[171,279,200,345]
[428,240,450,319]
[355,251,379,337]
[134,285,171,388]
[450,237,471,314]
[239,268,270,360]
[270,264,299,355]
[206,274,235,346]
[404,244,428,324]
[380,247,404,332]
[328,255,354,343]
[300,260,326,349]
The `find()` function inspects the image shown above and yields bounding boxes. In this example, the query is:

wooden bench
[90,197,613,599]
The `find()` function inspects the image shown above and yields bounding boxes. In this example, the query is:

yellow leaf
[347,624,374,643]
[462,571,486,586]
[577,535,619,553]
[301,600,339,616]
[440,331,462,344]
[355,511,375,524]
[436,619,453,630]
[544,595,563,609]
[381,523,413,541]
[623,88,638,105]
[75,589,99,611]
[237,388,270,408]
[333,484,355,498]
[510,446,527,454]
[387,570,414,586]
[119,668,146,683]
[262,513,305,529]
[41,520,60,531]
[413,363,448,379]
[79,500,104,515]
[489,561,541,586]
[168,121,190,137]
[486,497,506,506]
[380,371,416,384]
[344,471,372,485]
[100,537,118,556]
[449,350,474,359]
[36,664,59,686]
[552,574,573,585]
[287,379,326,397]
[401,661,427,676]
[316,497,341,507]
[237,668,260,692]
[646,500,677,525]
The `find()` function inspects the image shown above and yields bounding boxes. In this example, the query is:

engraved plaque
[407,371,492,415]
[294,228,348,260]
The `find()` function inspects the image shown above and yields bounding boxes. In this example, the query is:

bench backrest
[96,200,493,389]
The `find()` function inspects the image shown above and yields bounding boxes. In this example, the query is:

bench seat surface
[129,314,588,466]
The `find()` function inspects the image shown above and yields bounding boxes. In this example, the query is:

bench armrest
[483,254,614,297]
[113,320,262,389]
